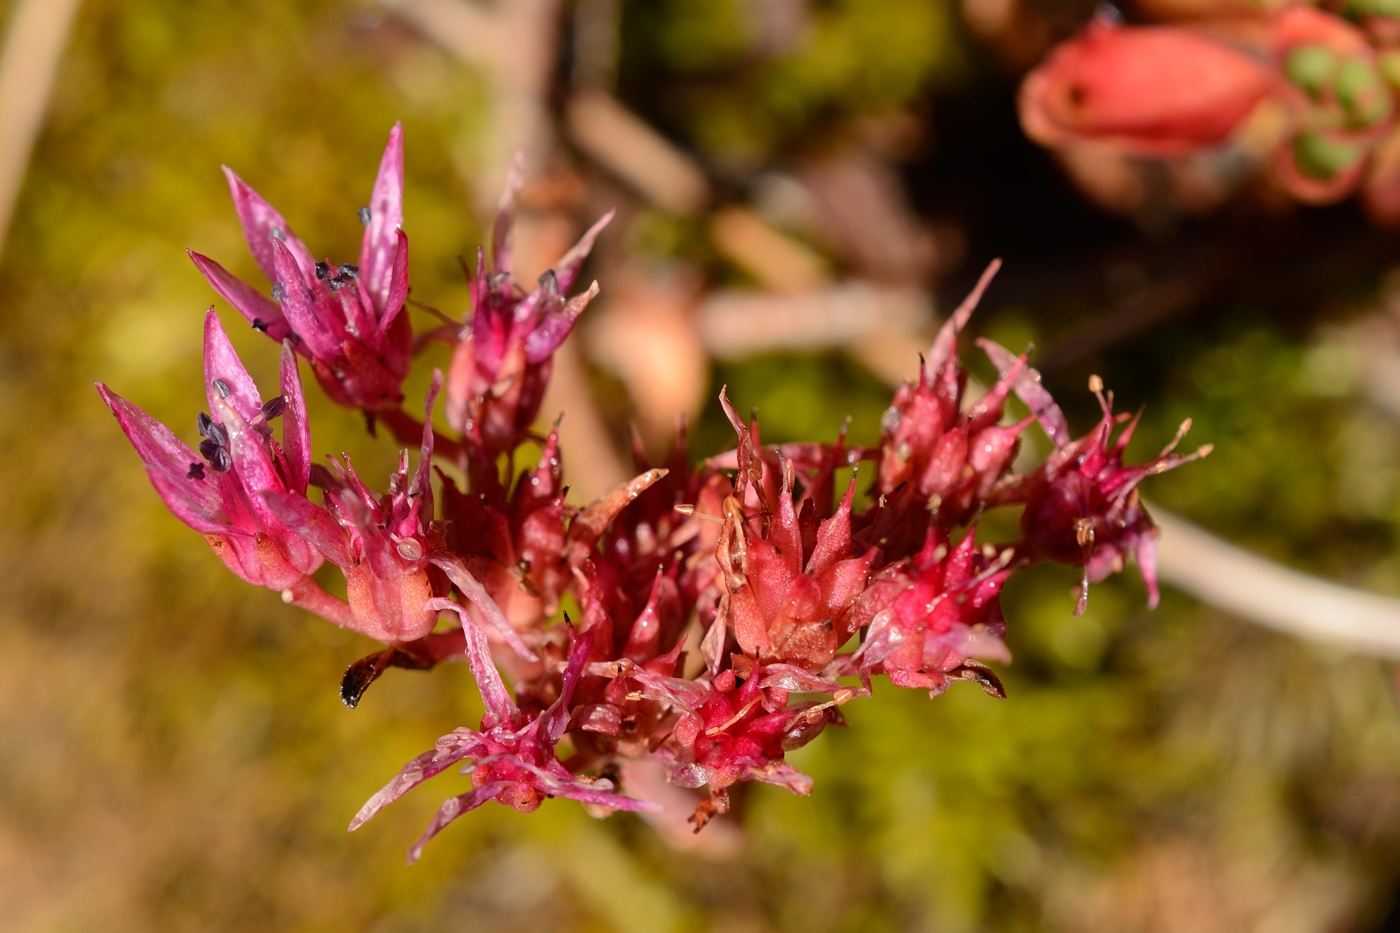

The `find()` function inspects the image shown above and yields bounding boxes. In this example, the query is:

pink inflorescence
[96,126,1209,862]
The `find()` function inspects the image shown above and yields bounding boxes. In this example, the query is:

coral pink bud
[1020,18,1271,156]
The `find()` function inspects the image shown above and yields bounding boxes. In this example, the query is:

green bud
[1292,131,1364,180]
[1379,51,1400,90]
[1335,58,1390,127]
[1285,45,1337,99]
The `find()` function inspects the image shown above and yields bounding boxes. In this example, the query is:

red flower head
[711,390,877,673]
[870,261,1038,557]
[1019,16,1271,156]
[848,526,1012,696]
[264,374,449,645]
[188,124,413,412]
[98,311,335,601]
[445,159,610,460]
[349,606,654,864]
[1001,373,1212,614]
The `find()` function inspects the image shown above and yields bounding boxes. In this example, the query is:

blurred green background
[7,0,1400,930]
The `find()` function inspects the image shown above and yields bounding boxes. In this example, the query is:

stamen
[315,261,331,280]
[261,396,286,419]
[338,263,359,278]
[358,206,371,225]
[212,379,231,399]
[196,412,214,437]
[271,284,285,302]
[251,318,269,333]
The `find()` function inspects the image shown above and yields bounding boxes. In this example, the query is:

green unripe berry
[1335,58,1389,126]
[1292,131,1364,180]
[1285,45,1337,99]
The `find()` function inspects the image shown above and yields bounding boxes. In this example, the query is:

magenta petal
[270,238,338,360]
[187,250,291,341]
[97,384,231,534]
[551,210,613,294]
[375,228,410,337]
[263,492,353,567]
[424,587,523,726]
[222,167,317,285]
[347,730,489,832]
[1135,526,1162,610]
[279,342,311,492]
[491,152,525,275]
[541,624,596,743]
[405,781,514,865]
[925,259,1002,380]
[523,280,599,364]
[359,122,405,316]
[212,395,286,531]
[203,310,263,422]
[978,337,1071,448]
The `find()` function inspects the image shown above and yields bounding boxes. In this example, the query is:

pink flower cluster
[97,127,1209,861]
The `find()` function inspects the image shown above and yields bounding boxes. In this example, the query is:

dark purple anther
[197,411,214,437]
[358,205,371,225]
[261,396,286,419]
[212,378,231,399]
[252,318,269,333]
[338,263,359,278]
[315,261,331,280]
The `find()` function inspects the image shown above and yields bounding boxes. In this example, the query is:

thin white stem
[1151,505,1400,659]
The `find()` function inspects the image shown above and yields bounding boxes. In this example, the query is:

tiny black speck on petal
[251,318,269,333]
[186,461,206,481]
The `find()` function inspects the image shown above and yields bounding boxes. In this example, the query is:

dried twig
[0,0,83,259]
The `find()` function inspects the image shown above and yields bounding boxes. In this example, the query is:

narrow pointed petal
[271,237,338,360]
[279,342,311,492]
[925,259,1001,380]
[375,228,410,337]
[978,338,1071,448]
[359,122,405,315]
[347,733,492,831]
[97,384,230,534]
[262,492,354,567]
[187,250,291,341]
[222,167,316,284]
[491,152,525,275]
[212,395,286,533]
[523,280,599,363]
[423,563,524,724]
[405,781,514,865]
[203,309,263,422]
[542,624,596,742]
[551,210,613,294]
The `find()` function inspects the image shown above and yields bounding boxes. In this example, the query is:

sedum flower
[444,160,609,460]
[349,602,654,863]
[188,124,413,412]
[97,311,349,621]
[264,374,448,645]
